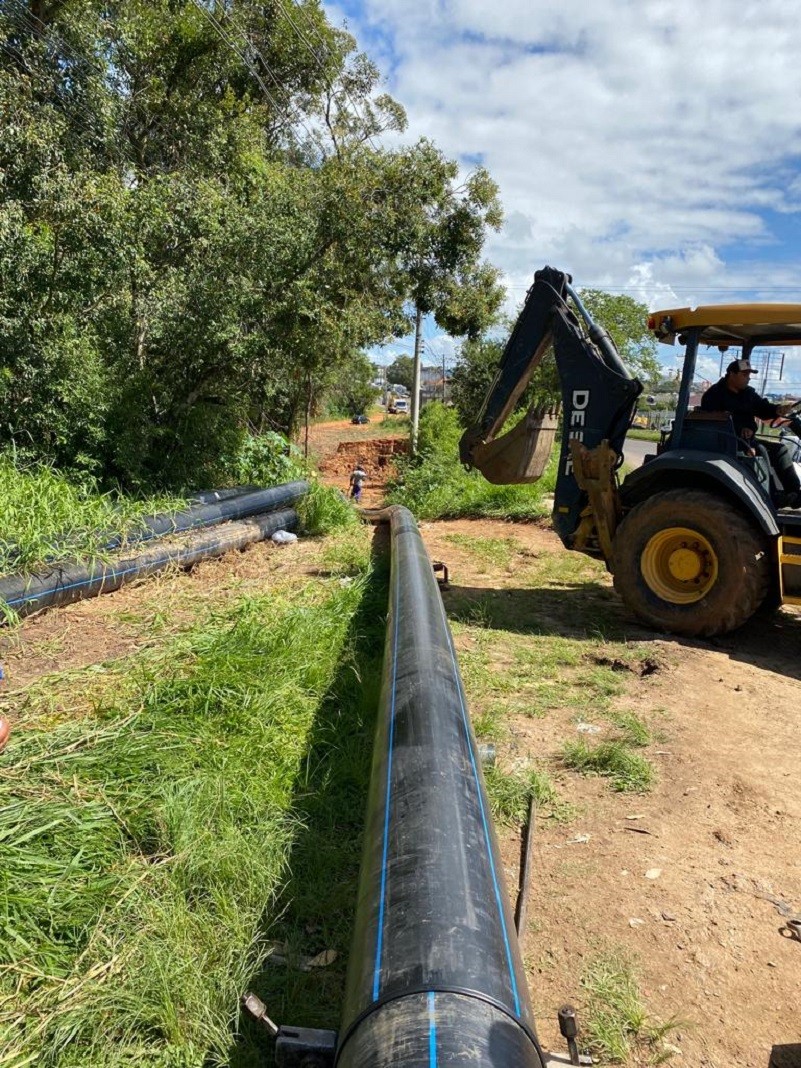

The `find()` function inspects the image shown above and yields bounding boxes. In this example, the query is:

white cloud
[329,0,801,378]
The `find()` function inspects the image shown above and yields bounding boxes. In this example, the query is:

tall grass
[298,480,359,536]
[485,764,574,825]
[0,456,186,576]
[0,570,377,1066]
[0,450,355,579]
[384,403,556,520]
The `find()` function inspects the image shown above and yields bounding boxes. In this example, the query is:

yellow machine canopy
[648,304,801,347]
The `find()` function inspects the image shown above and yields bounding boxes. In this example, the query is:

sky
[323,0,801,387]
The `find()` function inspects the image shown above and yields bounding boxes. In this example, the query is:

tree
[450,336,507,428]
[0,1,510,487]
[394,146,504,338]
[577,289,660,383]
[386,356,414,391]
[325,351,378,416]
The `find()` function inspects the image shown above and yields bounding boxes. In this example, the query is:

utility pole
[442,348,446,403]
[410,305,423,454]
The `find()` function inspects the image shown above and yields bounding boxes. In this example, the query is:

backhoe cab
[459,267,801,637]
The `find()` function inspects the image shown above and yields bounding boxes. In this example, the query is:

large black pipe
[0,509,298,620]
[103,481,309,549]
[190,485,260,505]
[0,482,307,572]
[336,506,545,1068]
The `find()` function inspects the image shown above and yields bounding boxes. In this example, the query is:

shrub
[385,402,555,520]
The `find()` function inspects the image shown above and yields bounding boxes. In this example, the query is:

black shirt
[700,378,779,437]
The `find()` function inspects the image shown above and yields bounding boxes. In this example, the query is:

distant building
[420,364,451,403]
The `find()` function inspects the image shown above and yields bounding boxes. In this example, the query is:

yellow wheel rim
[640,527,719,604]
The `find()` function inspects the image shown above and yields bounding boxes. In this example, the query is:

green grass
[0,452,352,581]
[0,456,187,577]
[384,403,556,520]
[297,479,359,536]
[0,553,385,1067]
[582,952,679,1063]
[562,739,654,793]
[442,533,520,571]
[484,764,573,825]
[609,711,653,747]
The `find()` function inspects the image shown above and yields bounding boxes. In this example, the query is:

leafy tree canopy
[0,0,506,488]
[386,355,414,391]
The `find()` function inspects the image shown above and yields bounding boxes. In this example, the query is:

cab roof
[648,304,801,347]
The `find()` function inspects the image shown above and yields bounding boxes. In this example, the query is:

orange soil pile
[318,438,408,478]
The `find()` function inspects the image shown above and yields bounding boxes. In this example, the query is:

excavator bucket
[470,405,558,484]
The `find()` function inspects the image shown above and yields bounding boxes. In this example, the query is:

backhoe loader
[459,266,801,637]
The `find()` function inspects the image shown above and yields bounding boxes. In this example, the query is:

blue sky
[323,0,801,386]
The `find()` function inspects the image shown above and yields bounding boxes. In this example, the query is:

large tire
[612,488,771,637]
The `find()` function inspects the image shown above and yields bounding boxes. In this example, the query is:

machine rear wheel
[612,489,771,637]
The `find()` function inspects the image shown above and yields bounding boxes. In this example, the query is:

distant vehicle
[393,398,409,414]
[351,414,370,424]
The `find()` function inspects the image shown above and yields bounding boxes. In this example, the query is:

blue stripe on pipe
[4,519,287,609]
[428,991,438,1067]
[436,593,522,1016]
[372,555,401,1000]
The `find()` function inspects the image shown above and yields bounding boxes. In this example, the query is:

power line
[0,2,181,164]
[273,0,381,151]
[0,40,124,157]
[189,0,318,146]
[215,1,327,147]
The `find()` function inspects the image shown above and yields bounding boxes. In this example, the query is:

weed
[581,952,680,1063]
[320,526,373,576]
[298,480,358,536]
[484,764,573,824]
[0,455,187,577]
[609,711,652,748]
[384,403,556,520]
[443,533,520,571]
[562,739,654,793]
[472,702,506,739]
[586,666,626,699]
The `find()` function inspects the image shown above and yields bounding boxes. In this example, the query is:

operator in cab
[701,358,801,506]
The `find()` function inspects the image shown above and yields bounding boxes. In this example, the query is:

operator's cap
[726,358,758,375]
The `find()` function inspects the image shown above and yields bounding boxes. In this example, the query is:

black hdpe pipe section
[190,485,259,505]
[0,482,306,570]
[0,509,297,620]
[103,481,309,550]
[336,506,545,1068]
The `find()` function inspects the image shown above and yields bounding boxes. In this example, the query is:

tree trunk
[410,304,423,455]
[304,372,313,459]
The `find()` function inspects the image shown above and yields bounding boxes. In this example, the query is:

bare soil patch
[305,417,409,508]
[420,517,801,1068]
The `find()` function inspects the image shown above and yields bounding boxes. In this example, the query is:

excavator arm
[459,266,643,558]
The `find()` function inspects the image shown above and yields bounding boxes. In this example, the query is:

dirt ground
[3,419,800,1067]
[306,415,408,507]
[422,517,801,1068]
